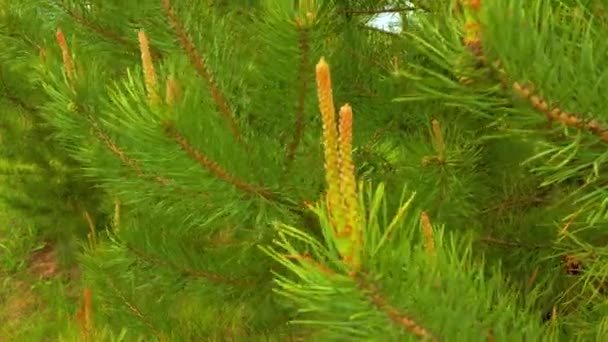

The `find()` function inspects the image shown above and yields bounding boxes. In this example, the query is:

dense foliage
[2,0,608,340]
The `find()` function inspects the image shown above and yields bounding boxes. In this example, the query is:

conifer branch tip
[431,119,445,162]
[161,0,245,145]
[420,211,435,256]
[315,57,343,229]
[316,58,362,268]
[137,30,160,106]
[55,28,75,85]
[284,22,311,171]
[165,75,181,106]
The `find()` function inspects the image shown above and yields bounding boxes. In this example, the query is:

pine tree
[2,0,608,340]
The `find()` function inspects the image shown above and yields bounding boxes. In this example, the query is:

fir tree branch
[354,271,437,341]
[512,81,608,142]
[283,20,311,173]
[161,0,245,146]
[81,82,303,216]
[467,21,608,142]
[54,1,163,60]
[162,120,274,200]
[125,244,253,287]
[284,252,336,277]
[55,1,162,59]
[68,102,173,187]
[56,29,166,182]
[73,108,218,203]
[68,102,222,202]
[457,2,608,145]
[85,112,169,186]
[105,280,165,339]
[456,1,608,145]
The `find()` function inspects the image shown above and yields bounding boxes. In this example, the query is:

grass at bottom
[0,203,82,340]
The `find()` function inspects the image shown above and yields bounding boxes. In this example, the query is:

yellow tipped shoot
[315,58,362,269]
[55,29,75,85]
[138,30,160,106]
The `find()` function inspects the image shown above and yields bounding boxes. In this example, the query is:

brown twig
[106,280,164,339]
[284,19,312,172]
[162,120,274,200]
[161,0,245,146]
[512,82,608,142]
[284,253,336,277]
[86,115,170,186]
[55,1,163,60]
[353,271,438,340]
[55,30,172,185]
